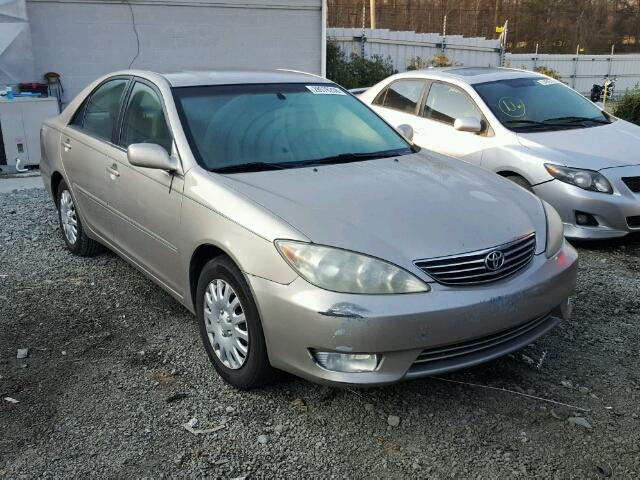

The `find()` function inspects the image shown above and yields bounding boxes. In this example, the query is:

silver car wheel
[60,190,78,245]
[203,279,249,370]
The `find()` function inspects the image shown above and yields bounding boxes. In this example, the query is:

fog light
[575,211,598,226]
[311,351,379,373]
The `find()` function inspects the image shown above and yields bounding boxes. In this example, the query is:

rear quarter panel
[40,121,64,199]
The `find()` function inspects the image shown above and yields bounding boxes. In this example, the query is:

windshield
[473,77,611,132]
[173,83,412,172]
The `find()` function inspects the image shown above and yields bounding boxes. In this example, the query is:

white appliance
[0,96,58,171]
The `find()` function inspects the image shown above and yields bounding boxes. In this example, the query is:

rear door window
[77,79,128,141]
[373,79,426,114]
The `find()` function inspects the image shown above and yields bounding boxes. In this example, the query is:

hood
[216,152,547,270]
[517,119,640,170]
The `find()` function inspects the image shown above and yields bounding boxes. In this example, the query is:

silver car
[360,67,640,240]
[40,69,577,389]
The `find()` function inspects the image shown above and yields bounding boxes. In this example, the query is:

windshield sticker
[498,97,526,118]
[537,78,559,86]
[306,85,347,95]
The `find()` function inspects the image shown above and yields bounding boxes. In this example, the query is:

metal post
[320,0,327,77]
[607,43,615,78]
[360,2,366,57]
[369,0,376,29]
[499,20,508,67]
[572,44,579,88]
[533,42,538,70]
[442,15,447,56]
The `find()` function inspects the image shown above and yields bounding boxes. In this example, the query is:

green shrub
[407,54,452,70]
[407,56,430,70]
[614,89,640,125]
[534,66,562,80]
[431,54,452,67]
[326,41,396,89]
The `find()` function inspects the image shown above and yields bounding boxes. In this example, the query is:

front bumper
[248,241,578,386]
[533,166,640,239]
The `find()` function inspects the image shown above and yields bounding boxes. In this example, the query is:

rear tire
[56,179,103,256]
[196,255,276,389]
[505,174,533,192]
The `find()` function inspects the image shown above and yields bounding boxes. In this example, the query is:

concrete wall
[26,0,323,102]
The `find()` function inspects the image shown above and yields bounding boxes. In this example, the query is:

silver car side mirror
[396,124,414,142]
[454,117,483,133]
[127,143,177,172]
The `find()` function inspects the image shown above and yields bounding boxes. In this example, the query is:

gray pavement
[0,173,44,194]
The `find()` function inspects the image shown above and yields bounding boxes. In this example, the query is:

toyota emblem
[484,250,505,271]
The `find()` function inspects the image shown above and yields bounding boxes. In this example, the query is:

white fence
[504,53,640,95]
[327,27,501,72]
[328,28,640,96]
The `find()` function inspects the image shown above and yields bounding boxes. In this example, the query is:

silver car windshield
[173,83,413,172]
[473,77,611,132]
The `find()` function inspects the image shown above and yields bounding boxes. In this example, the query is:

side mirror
[454,117,483,133]
[396,124,414,142]
[127,143,177,172]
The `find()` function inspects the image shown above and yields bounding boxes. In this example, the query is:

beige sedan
[40,70,577,389]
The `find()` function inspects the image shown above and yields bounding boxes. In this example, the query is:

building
[1,0,326,103]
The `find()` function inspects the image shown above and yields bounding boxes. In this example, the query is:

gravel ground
[1,188,639,479]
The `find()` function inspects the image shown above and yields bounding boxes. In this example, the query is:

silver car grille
[414,233,536,286]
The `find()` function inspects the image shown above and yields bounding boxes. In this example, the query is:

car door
[106,79,184,294]
[416,81,489,166]
[370,79,428,135]
[61,77,129,241]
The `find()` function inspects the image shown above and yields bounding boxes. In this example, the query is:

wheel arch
[189,243,233,310]
[51,171,64,207]
[496,169,527,180]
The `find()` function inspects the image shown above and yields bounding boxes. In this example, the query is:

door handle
[106,163,120,177]
[63,139,71,151]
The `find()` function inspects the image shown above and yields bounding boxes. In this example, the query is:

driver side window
[422,82,482,126]
[119,82,172,153]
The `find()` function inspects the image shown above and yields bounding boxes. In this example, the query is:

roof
[396,67,542,85]
[162,69,330,87]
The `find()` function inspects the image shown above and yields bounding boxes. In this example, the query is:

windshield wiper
[211,161,291,173]
[544,116,611,125]
[502,119,581,131]
[210,148,413,173]
[300,148,413,167]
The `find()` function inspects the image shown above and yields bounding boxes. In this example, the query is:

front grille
[627,215,640,228]
[410,313,551,369]
[622,176,640,193]
[414,233,536,286]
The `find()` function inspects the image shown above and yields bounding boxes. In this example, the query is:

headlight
[542,200,564,258]
[544,164,613,194]
[275,240,430,294]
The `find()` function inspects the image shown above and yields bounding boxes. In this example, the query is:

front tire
[56,179,103,256]
[196,255,275,389]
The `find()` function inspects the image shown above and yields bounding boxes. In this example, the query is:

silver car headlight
[275,240,430,294]
[544,164,613,194]
[542,200,564,258]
